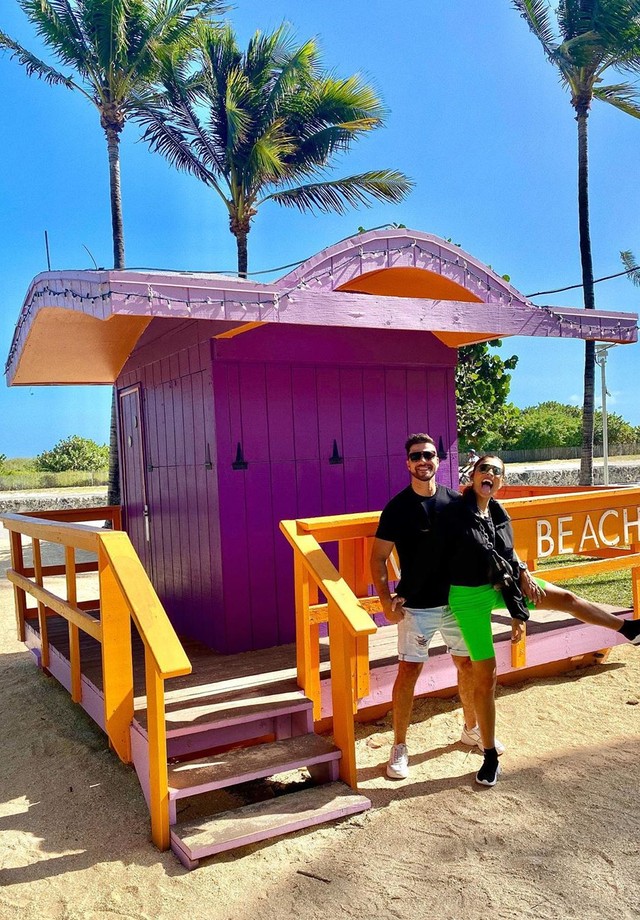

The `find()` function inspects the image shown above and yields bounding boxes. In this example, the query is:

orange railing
[282,486,640,783]
[280,518,377,789]
[2,508,191,850]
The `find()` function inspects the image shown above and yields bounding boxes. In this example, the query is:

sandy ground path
[0,525,639,920]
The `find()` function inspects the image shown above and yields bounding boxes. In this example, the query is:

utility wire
[526,266,638,298]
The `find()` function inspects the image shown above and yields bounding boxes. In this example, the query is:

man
[370,433,504,779]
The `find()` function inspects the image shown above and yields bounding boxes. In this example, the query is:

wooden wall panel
[406,368,430,435]
[292,366,319,461]
[316,366,346,514]
[270,460,298,645]
[295,459,324,518]
[266,365,295,462]
[217,460,252,652]
[244,463,279,650]
[425,366,456,488]
[238,364,269,461]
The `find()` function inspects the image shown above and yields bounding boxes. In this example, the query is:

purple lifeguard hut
[6,228,637,654]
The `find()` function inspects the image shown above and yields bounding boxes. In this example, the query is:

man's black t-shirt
[375,483,461,608]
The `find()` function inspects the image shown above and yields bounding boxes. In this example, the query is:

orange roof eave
[9,308,152,385]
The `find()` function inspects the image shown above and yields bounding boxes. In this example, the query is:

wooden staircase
[130,676,371,869]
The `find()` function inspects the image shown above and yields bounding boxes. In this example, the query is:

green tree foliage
[455,341,521,448]
[137,23,413,276]
[507,401,582,449]
[512,0,640,484]
[505,402,640,449]
[594,410,640,444]
[36,436,109,472]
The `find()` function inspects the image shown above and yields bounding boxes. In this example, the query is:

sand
[1,527,639,920]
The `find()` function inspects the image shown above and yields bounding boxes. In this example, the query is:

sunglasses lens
[478,463,503,475]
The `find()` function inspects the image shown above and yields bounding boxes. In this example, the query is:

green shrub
[35,436,109,472]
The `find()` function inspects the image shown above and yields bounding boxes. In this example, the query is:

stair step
[171,781,371,869]
[135,677,312,738]
[168,733,341,799]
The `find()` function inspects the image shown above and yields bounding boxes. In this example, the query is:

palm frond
[245,119,296,187]
[137,102,223,190]
[224,67,254,151]
[594,81,640,117]
[621,249,640,286]
[0,30,79,89]
[262,169,413,214]
[511,0,558,53]
[261,35,319,125]
[17,0,94,73]
[557,0,596,43]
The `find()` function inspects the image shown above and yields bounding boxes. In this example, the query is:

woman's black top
[440,490,517,587]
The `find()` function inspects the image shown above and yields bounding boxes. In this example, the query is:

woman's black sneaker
[476,756,501,787]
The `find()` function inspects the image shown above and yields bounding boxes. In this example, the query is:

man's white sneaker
[386,742,409,779]
[460,724,505,756]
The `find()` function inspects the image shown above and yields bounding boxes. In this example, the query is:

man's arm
[370,537,405,624]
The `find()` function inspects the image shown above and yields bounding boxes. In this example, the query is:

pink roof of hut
[6,228,637,385]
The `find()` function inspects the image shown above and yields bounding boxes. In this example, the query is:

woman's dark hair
[462,454,505,497]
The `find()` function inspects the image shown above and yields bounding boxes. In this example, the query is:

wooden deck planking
[21,593,628,741]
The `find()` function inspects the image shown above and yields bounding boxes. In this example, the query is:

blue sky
[1,0,639,457]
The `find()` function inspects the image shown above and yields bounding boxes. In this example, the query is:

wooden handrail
[2,509,191,851]
[98,533,191,678]
[280,520,376,788]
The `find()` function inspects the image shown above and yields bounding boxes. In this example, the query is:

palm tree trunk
[236,229,248,278]
[576,104,596,486]
[104,121,124,506]
[104,124,126,271]
[107,387,120,507]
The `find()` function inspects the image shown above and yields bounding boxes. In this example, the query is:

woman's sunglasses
[477,462,503,476]
[408,449,437,462]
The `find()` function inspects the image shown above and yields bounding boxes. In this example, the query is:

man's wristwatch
[517,561,528,573]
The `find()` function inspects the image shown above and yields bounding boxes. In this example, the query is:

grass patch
[0,469,108,490]
[536,554,633,608]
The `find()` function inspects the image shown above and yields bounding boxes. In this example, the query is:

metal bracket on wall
[329,439,343,465]
[232,442,248,470]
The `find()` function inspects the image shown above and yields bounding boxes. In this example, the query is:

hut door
[118,385,152,573]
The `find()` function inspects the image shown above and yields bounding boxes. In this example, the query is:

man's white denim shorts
[397,605,470,662]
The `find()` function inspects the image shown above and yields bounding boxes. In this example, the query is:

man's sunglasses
[477,462,504,476]
[408,449,437,462]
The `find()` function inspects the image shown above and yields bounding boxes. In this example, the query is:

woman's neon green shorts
[448,579,546,662]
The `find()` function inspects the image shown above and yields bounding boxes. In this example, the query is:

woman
[441,454,640,788]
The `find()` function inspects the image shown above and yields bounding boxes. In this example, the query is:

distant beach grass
[0,457,108,491]
[537,554,633,608]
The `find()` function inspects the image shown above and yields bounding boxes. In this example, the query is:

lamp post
[595,343,616,486]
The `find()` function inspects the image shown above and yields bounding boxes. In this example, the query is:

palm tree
[512,0,640,484]
[137,23,413,277]
[1,0,222,504]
